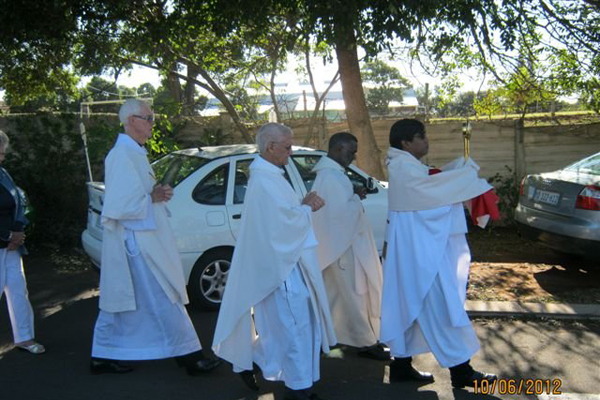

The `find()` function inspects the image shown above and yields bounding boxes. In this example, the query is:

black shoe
[452,370,498,389]
[90,358,134,375]
[238,370,259,391]
[283,388,326,400]
[184,357,222,376]
[357,343,391,361]
[390,365,435,382]
[390,359,434,383]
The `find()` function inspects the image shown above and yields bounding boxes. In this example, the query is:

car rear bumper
[81,229,101,267]
[515,220,599,259]
[515,201,600,238]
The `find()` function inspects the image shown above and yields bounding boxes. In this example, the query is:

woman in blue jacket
[0,130,44,354]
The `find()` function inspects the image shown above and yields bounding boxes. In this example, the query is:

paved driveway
[1,253,599,400]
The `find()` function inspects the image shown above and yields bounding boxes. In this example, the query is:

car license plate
[533,189,560,206]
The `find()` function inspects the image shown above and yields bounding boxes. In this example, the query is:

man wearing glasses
[90,99,221,376]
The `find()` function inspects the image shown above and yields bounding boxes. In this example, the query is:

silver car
[515,151,600,259]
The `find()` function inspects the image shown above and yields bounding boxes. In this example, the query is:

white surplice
[212,156,336,389]
[99,134,189,313]
[380,148,491,367]
[311,156,383,347]
[92,134,201,360]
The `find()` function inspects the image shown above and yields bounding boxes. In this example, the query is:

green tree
[224,84,260,121]
[431,76,462,118]
[362,60,410,115]
[2,0,600,176]
[0,1,82,105]
[473,90,504,120]
[205,0,594,177]
[3,72,80,112]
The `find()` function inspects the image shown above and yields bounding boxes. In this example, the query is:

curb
[465,300,600,319]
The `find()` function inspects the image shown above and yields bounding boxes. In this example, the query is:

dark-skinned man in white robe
[311,132,387,360]
[380,119,498,389]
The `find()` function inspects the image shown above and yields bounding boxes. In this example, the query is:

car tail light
[519,177,526,196]
[575,185,600,211]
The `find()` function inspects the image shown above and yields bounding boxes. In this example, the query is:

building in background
[200,81,420,121]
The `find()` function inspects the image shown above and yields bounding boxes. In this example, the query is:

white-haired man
[212,123,336,400]
[90,99,220,375]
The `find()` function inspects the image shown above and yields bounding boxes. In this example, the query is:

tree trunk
[183,63,199,116]
[166,73,182,108]
[334,29,385,179]
[269,68,281,122]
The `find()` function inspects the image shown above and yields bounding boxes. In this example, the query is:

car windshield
[152,154,210,187]
[565,153,600,176]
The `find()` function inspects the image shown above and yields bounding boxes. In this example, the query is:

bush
[5,113,90,247]
[488,166,520,224]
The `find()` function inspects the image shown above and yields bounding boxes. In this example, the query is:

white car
[81,145,388,310]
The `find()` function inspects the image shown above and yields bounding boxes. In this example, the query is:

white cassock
[311,156,383,347]
[380,148,492,368]
[92,134,201,360]
[212,156,336,390]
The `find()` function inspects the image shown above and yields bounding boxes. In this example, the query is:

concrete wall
[318,119,600,179]
[3,113,599,181]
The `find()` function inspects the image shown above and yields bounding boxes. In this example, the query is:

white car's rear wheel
[188,248,232,311]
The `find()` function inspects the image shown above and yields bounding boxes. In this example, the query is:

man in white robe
[311,132,387,360]
[212,123,336,400]
[380,118,498,389]
[90,99,221,376]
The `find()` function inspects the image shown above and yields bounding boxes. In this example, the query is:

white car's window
[292,155,369,192]
[345,166,369,190]
[152,154,209,187]
[566,153,600,176]
[232,157,296,204]
[233,159,252,204]
[192,163,229,205]
[291,155,321,191]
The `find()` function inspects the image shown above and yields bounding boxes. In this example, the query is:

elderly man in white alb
[310,132,387,360]
[212,123,336,400]
[90,99,220,376]
[380,118,497,389]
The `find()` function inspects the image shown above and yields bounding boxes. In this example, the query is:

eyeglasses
[133,114,154,123]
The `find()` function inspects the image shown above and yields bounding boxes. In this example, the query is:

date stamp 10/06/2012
[474,378,563,396]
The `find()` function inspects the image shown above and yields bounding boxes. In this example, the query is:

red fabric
[428,167,500,225]
[470,190,500,224]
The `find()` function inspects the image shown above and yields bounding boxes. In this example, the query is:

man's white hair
[256,123,293,153]
[119,98,148,125]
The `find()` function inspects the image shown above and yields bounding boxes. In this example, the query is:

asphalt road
[1,257,599,400]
